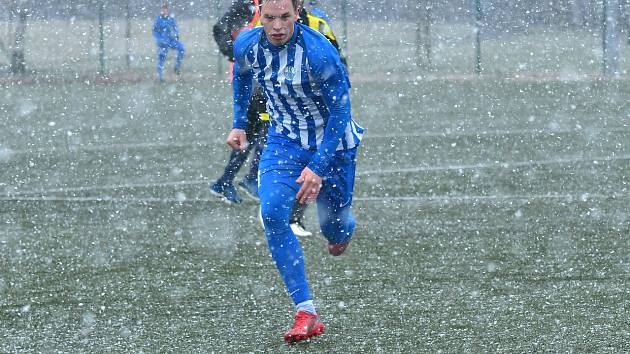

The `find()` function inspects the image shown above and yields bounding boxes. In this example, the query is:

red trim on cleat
[283,311,326,344]
[328,241,349,256]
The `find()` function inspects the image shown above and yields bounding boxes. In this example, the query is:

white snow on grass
[0,146,14,162]
[188,214,237,263]
[16,100,38,118]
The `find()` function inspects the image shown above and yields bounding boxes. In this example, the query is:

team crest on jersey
[284,66,295,81]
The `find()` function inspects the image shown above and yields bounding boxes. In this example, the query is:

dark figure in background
[10,6,28,75]
[210,0,266,206]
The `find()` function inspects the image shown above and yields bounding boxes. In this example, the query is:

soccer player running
[152,4,185,81]
[227,0,363,344]
[211,0,345,238]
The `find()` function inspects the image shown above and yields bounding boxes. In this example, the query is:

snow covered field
[1,76,628,351]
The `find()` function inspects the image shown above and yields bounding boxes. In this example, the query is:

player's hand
[296,167,322,204]
[226,129,249,151]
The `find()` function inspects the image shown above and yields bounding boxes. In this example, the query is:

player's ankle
[296,300,316,315]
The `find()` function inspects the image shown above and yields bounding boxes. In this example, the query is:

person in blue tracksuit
[226,0,363,344]
[153,4,185,81]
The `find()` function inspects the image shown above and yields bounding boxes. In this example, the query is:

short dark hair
[161,3,169,9]
[261,0,300,11]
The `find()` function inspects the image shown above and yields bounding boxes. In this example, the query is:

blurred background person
[305,0,332,29]
[153,3,185,81]
[210,0,267,205]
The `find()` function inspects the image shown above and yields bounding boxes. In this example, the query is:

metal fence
[1,0,629,80]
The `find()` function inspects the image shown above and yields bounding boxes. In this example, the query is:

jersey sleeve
[232,30,258,130]
[306,37,352,176]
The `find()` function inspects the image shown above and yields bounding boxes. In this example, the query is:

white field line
[365,126,630,139]
[7,140,217,156]
[356,154,630,176]
[350,73,630,83]
[0,193,627,204]
[5,126,629,156]
[354,193,629,202]
[7,180,208,196]
[75,141,215,151]
[4,153,629,197]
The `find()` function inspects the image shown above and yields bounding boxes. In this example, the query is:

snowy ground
[1,77,629,351]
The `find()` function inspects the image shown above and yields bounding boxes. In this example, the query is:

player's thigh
[158,45,169,56]
[259,169,301,226]
[170,41,184,51]
[258,140,310,179]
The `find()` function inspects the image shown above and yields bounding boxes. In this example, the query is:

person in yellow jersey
[210,0,346,237]
[306,0,333,25]
[297,0,346,66]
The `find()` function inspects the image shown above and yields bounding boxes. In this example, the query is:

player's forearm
[232,84,253,130]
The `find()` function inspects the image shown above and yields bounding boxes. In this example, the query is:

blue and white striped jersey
[232,23,363,176]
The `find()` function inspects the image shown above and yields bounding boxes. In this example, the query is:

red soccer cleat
[328,241,350,256]
[283,311,326,344]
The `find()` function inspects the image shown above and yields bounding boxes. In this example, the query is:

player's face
[161,7,169,16]
[260,0,299,46]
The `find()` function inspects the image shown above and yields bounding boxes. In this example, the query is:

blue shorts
[259,140,357,245]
